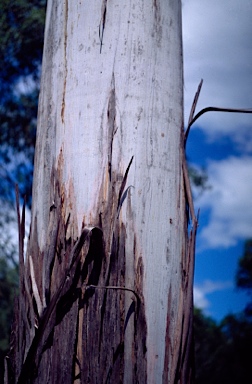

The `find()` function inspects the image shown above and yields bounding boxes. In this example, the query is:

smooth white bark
[31,0,186,381]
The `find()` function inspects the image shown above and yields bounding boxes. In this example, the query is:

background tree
[194,309,252,384]
[0,2,46,381]
[0,219,19,378]
[236,238,252,316]
[0,0,46,202]
[193,308,225,384]
[194,239,252,383]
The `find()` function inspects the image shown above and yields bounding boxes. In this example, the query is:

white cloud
[194,279,232,310]
[196,156,252,249]
[193,286,210,310]
[182,0,252,148]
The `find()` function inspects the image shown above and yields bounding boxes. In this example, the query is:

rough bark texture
[7,1,197,383]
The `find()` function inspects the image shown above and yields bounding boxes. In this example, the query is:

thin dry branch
[184,79,252,144]
[183,80,252,221]
[188,106,252,132]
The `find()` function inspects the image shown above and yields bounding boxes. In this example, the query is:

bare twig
[184,79,252,145]
[188,106,252,132]
[183,80,252,221]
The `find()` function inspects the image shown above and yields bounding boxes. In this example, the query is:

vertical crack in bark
[152,0,162,47]
[163,285,172,383]
[61,0,68,124]
[107,72,117,181]
[73,227,105,382]
[99,0,108,53]
[133,256,147,382]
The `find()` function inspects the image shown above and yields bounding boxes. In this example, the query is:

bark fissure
[99,0,108,53]
[163,285,172,383]
[107,72,117,181]
[61,0,68,124]
[153,0,162,47]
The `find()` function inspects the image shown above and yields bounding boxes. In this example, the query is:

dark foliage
[194,308,225,384]
[236,239,252,291]
[0,2,46,381]
[0,0,46,205]
[0,0,46,98]
[0,252,18,379]
[195,238,252,383]
[236,239,252,317]
[194,309,252,384]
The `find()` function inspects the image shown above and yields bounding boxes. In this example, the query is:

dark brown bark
[8,160,150,383]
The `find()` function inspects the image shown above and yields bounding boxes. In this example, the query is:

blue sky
[182,0,252,321]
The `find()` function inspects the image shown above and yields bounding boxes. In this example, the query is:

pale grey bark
[8,1,196,383]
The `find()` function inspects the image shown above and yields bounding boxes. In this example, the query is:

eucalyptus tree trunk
[8,1,196,383]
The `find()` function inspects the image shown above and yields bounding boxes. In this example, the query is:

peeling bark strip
[117,155,134,211]
[166,79,202,382]
[15,185,25,294]
[11,159,146,383]
[15,186,35,379]
[174,212,198,383]
[73,218,147,383]
[17,226,100,383]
